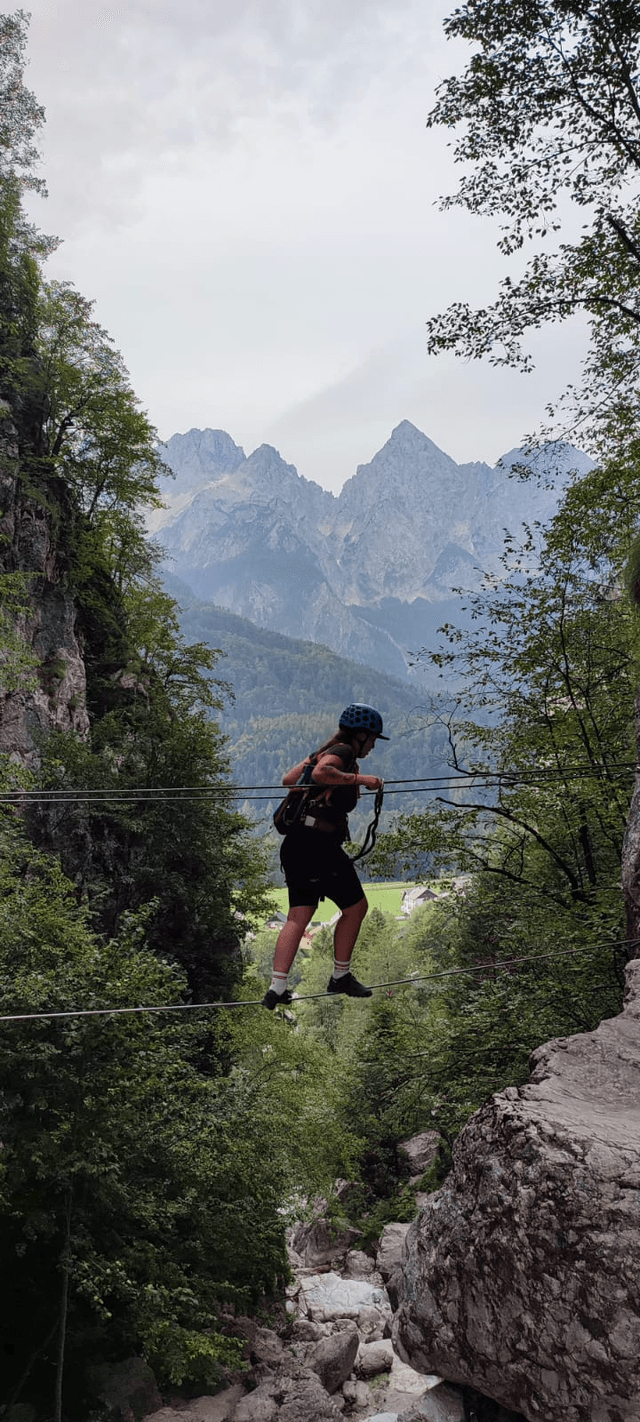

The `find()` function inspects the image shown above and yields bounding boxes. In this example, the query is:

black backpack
[272,756,319,835]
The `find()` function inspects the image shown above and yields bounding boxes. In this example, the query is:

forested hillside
[162,575,455,838]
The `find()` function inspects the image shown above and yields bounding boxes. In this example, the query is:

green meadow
[267,881,414,923]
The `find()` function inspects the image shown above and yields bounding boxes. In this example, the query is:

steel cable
[0,939,635,1026]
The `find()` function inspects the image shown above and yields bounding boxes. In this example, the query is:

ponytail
[312,729,358,757]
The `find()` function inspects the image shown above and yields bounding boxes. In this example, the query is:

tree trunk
[621,692,640,957]
[54,1188,73,1422]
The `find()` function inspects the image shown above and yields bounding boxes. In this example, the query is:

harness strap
[349,782,384,864]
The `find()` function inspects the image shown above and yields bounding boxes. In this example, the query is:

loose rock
[291,1318,327,1342]
[250,1327,286,1369]
[357,1339,395,1378]
[234,1365,344,1422]
[93,1357,161,1422]
[362,1413,400,1422]
[343,1379,373,1408]
[398,1132,439,1178]
[388,1356,437,1398]
[397,1382,465,1421]
[376,1223,410,1283]
[309,1327,360,1393]
[233,1392,277,1422]
[357,1303,390,1341]
[185,1390,246,1422]
[343,1248,377,1279]
[291,1218,362,1268]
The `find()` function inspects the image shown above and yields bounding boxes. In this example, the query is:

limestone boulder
[233,1392,278,1422]
[398,1132,439,1178]
[92,1357,161,1422]
[299,1270,391,1323]
[385,1267,402,1311]
[290,1318,328,1342]
[357,1302,390,1341]
[379,1354,442,1417]
[343,1248,378,1279]
[309,1326,359,1393]
[185,1391,246,1422]
[394,958,640,1422]
[342,1379,371,1407]
[291,1217,361,1268]
[376,1222,410,1282]
[361,1414,400,1422]
[249,1326,286,1369]
[356,1338,395,1378]
[233,1363,344,1422]
[397,1382,465,1421]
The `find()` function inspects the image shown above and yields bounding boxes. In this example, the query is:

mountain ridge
[153,421,592,679]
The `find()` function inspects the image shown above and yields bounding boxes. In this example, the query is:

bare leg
[272,904,317,976]
[333,896,368,967]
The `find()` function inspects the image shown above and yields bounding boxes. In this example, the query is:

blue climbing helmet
[339,703,389,739]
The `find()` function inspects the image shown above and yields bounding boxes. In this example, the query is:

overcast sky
[23,0,586,492]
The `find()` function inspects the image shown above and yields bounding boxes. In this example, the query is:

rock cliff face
[622,693,640,946]
[0,412,89,767]
[392,959,640,1422]
[153,422,592,679]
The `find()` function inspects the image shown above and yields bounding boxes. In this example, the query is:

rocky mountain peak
[229,442,294,499]
[387,418,449,455]
[160,427,245,486]
[338,421,463,512]
[154,421,593,680]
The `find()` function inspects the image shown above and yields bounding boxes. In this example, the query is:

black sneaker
[327,972,372,998]
[262,987,293,1010]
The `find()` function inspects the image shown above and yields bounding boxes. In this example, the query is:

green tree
[0,565,37,689]
[375,450,640,958]
[0,14,271,1002]
[31,574,271,1001]
[351,449,640,1174]
[0,820,250,1413]
[0,810,351,1415]
[425,1,640,447]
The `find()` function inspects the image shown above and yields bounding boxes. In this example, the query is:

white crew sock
[332,960,350,980]
[269,971,289,995]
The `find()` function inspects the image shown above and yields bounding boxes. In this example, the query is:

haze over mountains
[153,421,592,682]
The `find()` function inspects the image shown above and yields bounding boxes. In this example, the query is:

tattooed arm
[313,753,381,792]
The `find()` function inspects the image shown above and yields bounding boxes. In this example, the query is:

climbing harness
[349,781,384,864]
[272,757,318,835]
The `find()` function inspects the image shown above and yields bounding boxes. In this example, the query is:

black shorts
[281,828,365,910]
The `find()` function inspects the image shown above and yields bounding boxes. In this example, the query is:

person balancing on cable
[262,703,387,1010]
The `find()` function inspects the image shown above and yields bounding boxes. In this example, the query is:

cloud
[23,0,589,487]
[26,0,443,226]
[264,319,590,491]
